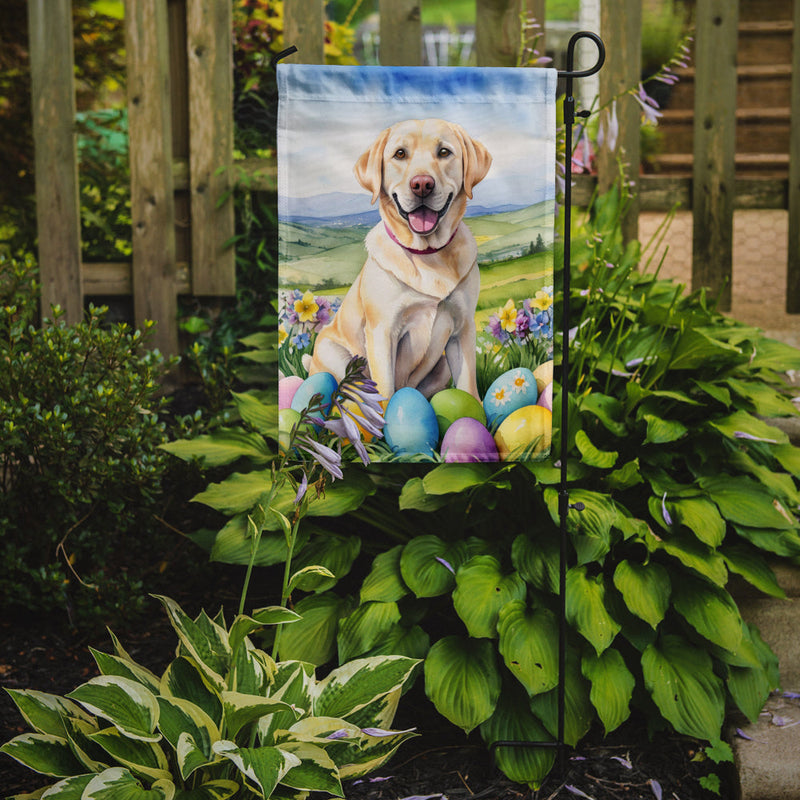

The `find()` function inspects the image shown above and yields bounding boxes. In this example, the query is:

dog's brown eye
[393,148,406,160]
[438,147,452,158]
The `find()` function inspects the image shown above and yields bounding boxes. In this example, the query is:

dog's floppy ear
[452,124,492,199]
[354,127,391,205]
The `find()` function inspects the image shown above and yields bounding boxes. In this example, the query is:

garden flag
[277,64,557,463]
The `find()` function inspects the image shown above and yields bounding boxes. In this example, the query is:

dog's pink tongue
[408,207,438,234]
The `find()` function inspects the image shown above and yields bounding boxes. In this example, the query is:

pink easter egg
[537,382,553,412]
[441,417,499,463]
[279,375,305,410]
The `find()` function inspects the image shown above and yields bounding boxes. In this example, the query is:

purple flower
[633,83,662,125]
[296,435,343,480]
[598,100,619,153]
[293,472,308,505]
[326,729,350,740]
[565,786,595,799]
[649,779,663,800]
[486,314,510,344]
[435,556,455,574]
[611,755,632,769]
[514,311,531,339]
[361,726,416,737]
[661,492,673,526]
[734,431,779,444]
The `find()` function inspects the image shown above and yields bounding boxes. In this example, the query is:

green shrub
[0,253,175,623]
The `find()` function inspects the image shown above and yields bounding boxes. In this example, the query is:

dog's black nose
[410,174,435,198]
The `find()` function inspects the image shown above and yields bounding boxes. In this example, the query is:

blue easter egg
[383,387,439,457]
[483,368,539,428]
[291,371,338,418]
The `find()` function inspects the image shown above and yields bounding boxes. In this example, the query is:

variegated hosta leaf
[360,545,409,603]
[228,610,299,658]
[88,727,171,782]
[581,648,635,735]
[565,566,621,655]
[212,740,300,798]
[171,779,239,800]
[275,741,344,796]
[155,597,231,690]
[231,641,276,696]
[480,681,555,790]
[160,657,222,727]
[0,733,85,777]
[424,636,501,734]
[334,726,418,781]
[671,574,743,653]
[612,560,671,629]
[313,656,420,721]
[4,689,94,737]
[61,716,107,773]
[496,601,559,697]
[337,601,401,663]
[81,767,175,799]
[156,696,219,778]
[642,634,725,741]
[452,556,526,639]
[66,676,160,742]
[90,649,161,694]
[258,662,315,745]
[39,773,94,798]
[221,691,298,740]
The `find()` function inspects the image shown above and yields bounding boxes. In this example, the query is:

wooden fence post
[379,0,422,66]
[692,0,738,311]
[28,0,83,325]
[284,0,325,64]
[597,0,641,244]
[787,0,800,313]
[187,0,235,295]
[126,0,178,355]
[475,0,543,67]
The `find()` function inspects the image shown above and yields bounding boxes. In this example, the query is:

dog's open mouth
[393,193,453,235]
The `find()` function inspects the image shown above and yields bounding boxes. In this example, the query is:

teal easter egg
[483,368,538,428]
[430,388,487,438]
[441,417,499,463]
[291,371,338,417]
[383,387,439,457]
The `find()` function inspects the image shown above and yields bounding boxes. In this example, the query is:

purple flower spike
[649,779,663,800]
[362,726,416,737]
[736,728,755,741]
[326,729,350,740]
[661,492,673,526]
[611,755,633,769]
[782,691,800,699]
[293,472,308,505]
[435,556,455,574]
[734,431,779,444]
[565,786,595,799]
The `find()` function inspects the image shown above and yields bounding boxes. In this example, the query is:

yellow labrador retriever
[307,118,492,400]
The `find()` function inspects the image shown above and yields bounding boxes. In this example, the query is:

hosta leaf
[668,497,726,547]
[727,664,772,724]
[4,690,93,738]
[209,516,298,567]
[291,535,361,592]
[648,528,728,586]
[258,663,315,745]
[511,534,559,593]
[337,602,402,663]
[398,477,452,511]
[497,601,558,696]
[480,681,555,790]
[67,677,160,742]
[708,409,788,445]
[579,392,627,436]
[156,696,219,772]
[277,592,352,665]
[528,649,593,747]
[733,524,800,558]
[574,429,617,468]
[641,634,725,741]
[160,658,222,727]
[192,471,271,515]
[228,609,299,657]
[360,545,409,603]
[424,637,501,733]
[232,391,277,435]
[773,443,800,477]
[176,732,215,782]
[544,488,617,540]
[692,380,731,407]
[672,574,743,653]
[452,556,526,639]
[748,337,800,371]
[212,741,299,797]
[82,767,174,799]
[172,780,239,800]
[88,728,170,782]
[314,656,420,721]
[160,427,271,467]
[421,463,495,494]
[39,774,94,798]
[721,543,786,598]
[59,716,107,773]
[581,649,635,735]
[89,650,161,694]
[700,474,796,529]
[606,458,644,491]
[725,378,799,417]
[362,624,430,660]
[221,692,297,740]
[667,328,743,371]
[276,741,343,796]
[612,560,670,629]
[330,725,418,780]
[0,733,85,777]
[400,536,469,598]
[643,414,687,444]
[303,471,376,517]
[566,567,621,655]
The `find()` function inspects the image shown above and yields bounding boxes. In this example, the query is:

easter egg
[279,375,304,410]
[494,405,552,460]
[533,360,554,393]
[278,408,302,453]
[440,417,499,463]
[383,387,439,457]
[483,368,538,428]
[430,388,486,437]
[290,371,338,417]
[538,382,553,412]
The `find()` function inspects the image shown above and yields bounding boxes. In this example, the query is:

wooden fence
[27,0,799,356]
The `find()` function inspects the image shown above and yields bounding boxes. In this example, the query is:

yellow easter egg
[494,405,552,461]
[533,360,554,394]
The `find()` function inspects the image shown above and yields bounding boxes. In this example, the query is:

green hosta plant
[1,595,419,800]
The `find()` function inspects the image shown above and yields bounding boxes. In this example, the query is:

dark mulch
[0,586,733,800]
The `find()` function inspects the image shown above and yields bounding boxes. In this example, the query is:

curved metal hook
[270,45,298,70]
[557,31,605,79]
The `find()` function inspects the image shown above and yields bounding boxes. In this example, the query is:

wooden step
[738,20,794,66]
[649,152,789,178]
[737,0,794,22]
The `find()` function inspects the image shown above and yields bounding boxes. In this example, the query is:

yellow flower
[294,290,319,323]
[531,290,552,311]
[278,323,288,345]
[499,298,517,333]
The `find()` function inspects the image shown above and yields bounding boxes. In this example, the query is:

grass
[419,0,579,27]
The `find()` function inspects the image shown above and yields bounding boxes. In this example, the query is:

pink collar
[384,223,458,255]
